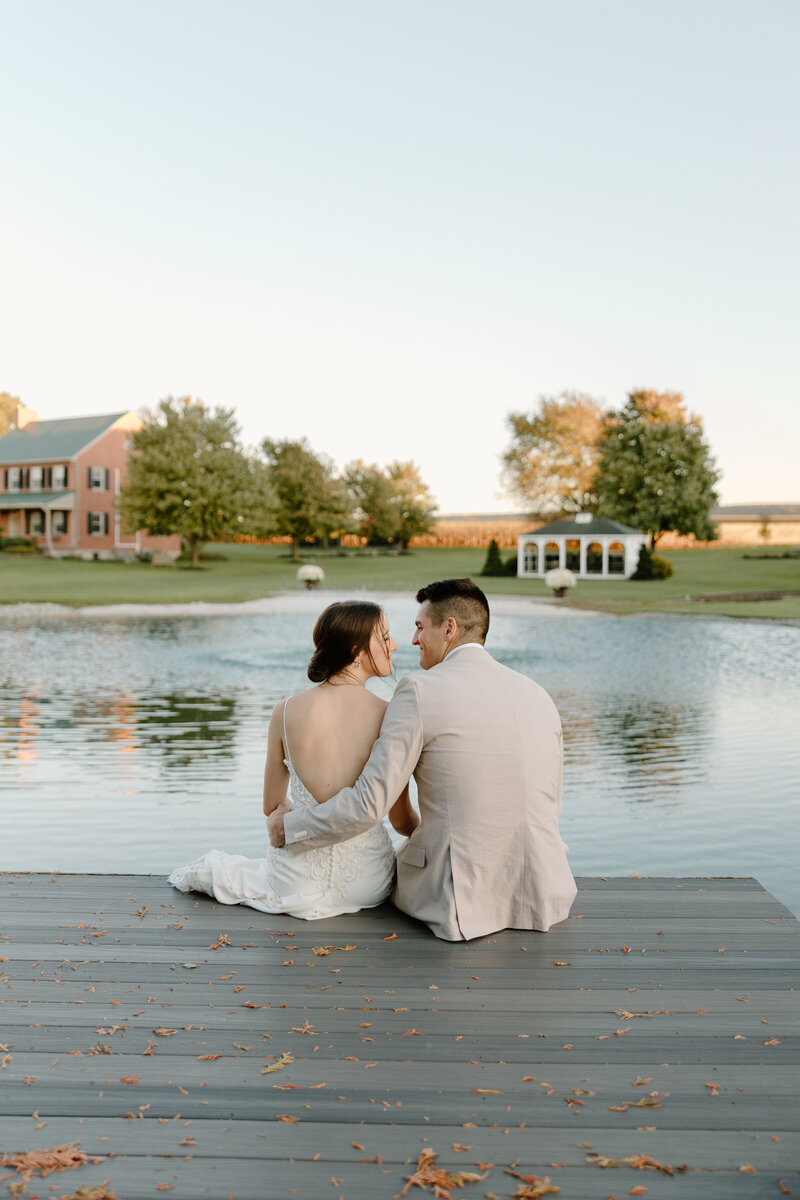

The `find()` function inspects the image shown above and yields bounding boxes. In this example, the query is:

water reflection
[594,698,710,798]
[0,607,798,915]
[132,694,239,767]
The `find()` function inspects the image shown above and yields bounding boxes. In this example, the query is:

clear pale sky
[1,0,797,512]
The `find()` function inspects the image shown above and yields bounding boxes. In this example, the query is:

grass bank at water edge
[1,543,799,620]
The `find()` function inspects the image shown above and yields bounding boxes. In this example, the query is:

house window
[523,542,538,573]
[545,542,561,571]
[608,542,625,574]
[586,541,603,574]
[566,539,580,572]
[29,511,45,535]
[88,467,109,491]
[52,465,68,488]
[88,511,109,535]
[30,466,44,490]
[5,467,28,491]
[53,511,69,536]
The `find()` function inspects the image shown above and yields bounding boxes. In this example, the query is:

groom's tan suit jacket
[282,644,576,941]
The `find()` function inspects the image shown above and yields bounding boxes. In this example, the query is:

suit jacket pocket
[400,839,426,869]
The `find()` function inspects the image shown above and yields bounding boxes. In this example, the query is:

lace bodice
[167,698,396,920]
[282,751,395,903]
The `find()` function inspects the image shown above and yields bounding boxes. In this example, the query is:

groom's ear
[444,616,458,641]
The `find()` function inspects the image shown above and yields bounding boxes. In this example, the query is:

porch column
[558,537,565,569]
[579,538,588,577]
[45,508,53,557]
[602,537,609,576]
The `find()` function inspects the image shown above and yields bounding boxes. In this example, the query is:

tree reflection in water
[557,690,710,804]
[596,697,710,798]
[133,694,238,769]
[66,692,239,773]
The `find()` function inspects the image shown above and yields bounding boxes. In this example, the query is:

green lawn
[1,543,798,620]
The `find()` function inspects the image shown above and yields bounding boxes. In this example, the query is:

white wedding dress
[168,706,396,920]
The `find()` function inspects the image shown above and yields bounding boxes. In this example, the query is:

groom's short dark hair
[416,577,490,642]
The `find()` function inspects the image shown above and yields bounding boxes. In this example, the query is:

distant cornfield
[410,518,531,549]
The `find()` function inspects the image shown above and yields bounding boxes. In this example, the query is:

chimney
[13,404,38,429]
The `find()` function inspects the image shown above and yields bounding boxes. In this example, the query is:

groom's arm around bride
[269,578,576,942]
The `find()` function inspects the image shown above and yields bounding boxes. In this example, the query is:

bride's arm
[388,783,419,837]
[263,701,291,817]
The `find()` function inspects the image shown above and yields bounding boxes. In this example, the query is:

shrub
[631,545,654,579]
[650,553,674,578]
[0,537,38,555]
[480,538,505,577]
[632,545,674,579]
[504,553,518,576]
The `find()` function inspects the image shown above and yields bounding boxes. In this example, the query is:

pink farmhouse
[0,405,180,560]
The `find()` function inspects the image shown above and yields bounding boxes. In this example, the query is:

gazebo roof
[521,514,643,537]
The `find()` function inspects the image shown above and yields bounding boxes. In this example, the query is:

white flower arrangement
[297,563,325,588]
[544,568,576,597]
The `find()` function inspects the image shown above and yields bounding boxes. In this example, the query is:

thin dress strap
[282,697,292,767]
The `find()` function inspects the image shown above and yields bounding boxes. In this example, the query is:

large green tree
[262,438,347,561]
[119,397,269,566]
[344,461,398,545]
[501,392,605,518]
[596,391,720,546]
[386,460,437,549]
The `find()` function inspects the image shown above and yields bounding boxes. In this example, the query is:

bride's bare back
[283,685,385,801]
[263,685,416,835]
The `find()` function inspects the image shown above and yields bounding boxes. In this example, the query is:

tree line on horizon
[2,385,721,561]
[501,388,720,548]
[117,397,438,566]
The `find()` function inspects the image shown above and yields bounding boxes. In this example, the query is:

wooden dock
[1,874,798,1199]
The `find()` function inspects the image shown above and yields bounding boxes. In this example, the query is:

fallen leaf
[397,1148,488,1197]
[197,1054,222,1061]
[261,1052,294,1075]
[275,1114,300,1122]
[383,933,397,940]
[206,934,232,950]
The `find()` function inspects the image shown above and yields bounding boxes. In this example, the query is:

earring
[355,657,361,668]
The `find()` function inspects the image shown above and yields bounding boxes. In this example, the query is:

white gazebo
[517,513,647,580]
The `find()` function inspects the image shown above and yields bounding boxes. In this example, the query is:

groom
[268,577,576,941]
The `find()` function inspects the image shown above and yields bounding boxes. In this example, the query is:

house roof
[0,413,130,464]
[521,514,643,537]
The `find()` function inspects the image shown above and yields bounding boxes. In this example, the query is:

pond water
[1,594,798,916]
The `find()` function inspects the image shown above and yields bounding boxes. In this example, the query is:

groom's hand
[268,804,291,848]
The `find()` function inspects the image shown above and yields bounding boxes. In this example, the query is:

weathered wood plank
[1,872,797,1199]
[2,1116,797,1170]
[0,1152,792,1200]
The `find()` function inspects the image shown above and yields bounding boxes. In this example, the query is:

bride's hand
[268,803,292,848]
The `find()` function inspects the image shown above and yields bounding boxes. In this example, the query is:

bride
[168,600,418,918]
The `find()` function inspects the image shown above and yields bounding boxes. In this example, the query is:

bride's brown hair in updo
[307,601,385,683]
